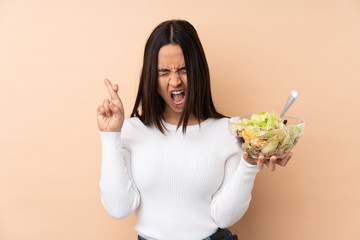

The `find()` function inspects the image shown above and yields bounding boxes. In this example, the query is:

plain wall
[1,0,359,239]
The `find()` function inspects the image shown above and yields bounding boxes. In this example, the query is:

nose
[168,72,182,87]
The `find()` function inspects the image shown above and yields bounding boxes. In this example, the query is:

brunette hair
[130,19,225,133]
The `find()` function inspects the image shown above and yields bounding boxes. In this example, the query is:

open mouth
[170,90,185,104]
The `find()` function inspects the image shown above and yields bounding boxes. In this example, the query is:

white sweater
[99,117,259,240]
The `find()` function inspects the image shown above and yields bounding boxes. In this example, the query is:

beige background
[1,0,359,239]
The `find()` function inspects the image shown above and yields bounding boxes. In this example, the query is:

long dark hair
[130,19,225,133]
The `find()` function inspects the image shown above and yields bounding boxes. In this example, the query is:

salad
[230,111,304,159]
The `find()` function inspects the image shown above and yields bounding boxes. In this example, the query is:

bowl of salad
[229,111,305,159]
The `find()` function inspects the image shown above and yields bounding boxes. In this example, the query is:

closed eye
[157,67,186,76]
[158,69,170,76]
[178,67,186,74]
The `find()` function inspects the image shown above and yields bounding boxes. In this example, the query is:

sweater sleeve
[210,150,259,228]
[99,131,141,219]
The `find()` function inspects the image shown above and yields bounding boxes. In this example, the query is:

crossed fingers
[104,78,120,100]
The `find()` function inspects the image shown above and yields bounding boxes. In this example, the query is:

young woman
[96,19,293,240]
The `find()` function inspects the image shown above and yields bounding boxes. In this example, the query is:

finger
[243,152,256,165]
[105,80,124,110]
[243,151,249,160]
[104,78,121,100]
[103,98,111,116]
[109,101,123,119]
[277,152,293,167]
[97,104,105,116]
[243,151,252,162]
[108,102,117,113]
[269,156,277,171]
[113,84,119,92]
[257,155,265,170]
[110,97,124,113]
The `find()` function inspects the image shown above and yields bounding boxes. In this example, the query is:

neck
[163,112,202,126]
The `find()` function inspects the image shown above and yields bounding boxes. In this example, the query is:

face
[157,44,187,120]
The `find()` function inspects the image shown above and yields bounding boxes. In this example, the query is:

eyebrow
[157,67,186,72]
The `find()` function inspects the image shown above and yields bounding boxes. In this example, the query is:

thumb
[243,151,250,161]
[243,151,257,165]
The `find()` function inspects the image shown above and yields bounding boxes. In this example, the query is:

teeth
[171,90,184,95]
[171,90,185,104]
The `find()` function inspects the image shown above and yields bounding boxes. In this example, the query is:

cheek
[157,80,168,97]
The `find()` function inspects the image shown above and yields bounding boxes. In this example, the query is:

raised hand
[243,151,293,172]
[97,79,125,132]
